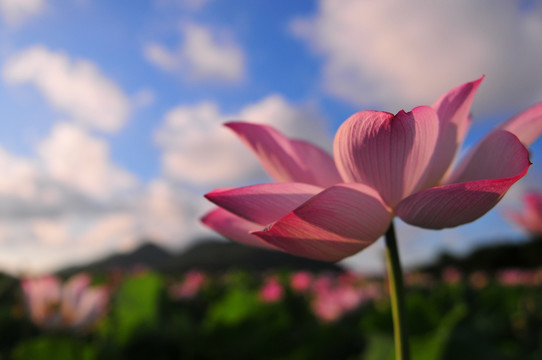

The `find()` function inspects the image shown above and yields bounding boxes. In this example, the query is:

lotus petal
[422,76,483,187]
[497,102,542,147]
[205,182,322,225]
[397,131,531,229]
[226,122,341,187]
[201,208,277,250]
[252,183,392,262]
[334,107,439,207]
[446,130,530,184]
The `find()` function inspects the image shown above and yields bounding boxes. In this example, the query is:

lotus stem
[385,222,410,360]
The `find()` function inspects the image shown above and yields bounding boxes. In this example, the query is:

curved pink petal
[422,76,483,188]
[201,208,278,250]
[334,106,439,207]
[205,182,322,225]
[496,102,542,147]
[226,122,341,187]
[252,183,392,262]
[445,130,531,185]
[397,131,531,229]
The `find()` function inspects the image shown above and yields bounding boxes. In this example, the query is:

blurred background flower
[505,192,542,237]
[21,273,109,332]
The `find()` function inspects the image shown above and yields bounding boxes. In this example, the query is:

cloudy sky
[0,0,541,275]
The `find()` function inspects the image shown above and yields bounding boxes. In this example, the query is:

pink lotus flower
[497,268,536,286]
[505,192,542,236]
[290,271,313,293]
[169,270,208,300]
[203,76,542,262]
[258,276,284,303]
[309,273,379,322]
[21,273,109,332]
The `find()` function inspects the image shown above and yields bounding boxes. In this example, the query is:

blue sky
[0,0,541,274]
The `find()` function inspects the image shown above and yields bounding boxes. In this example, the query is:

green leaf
[362,333,395,360]
[410,304,466,360]
[11,336,96,360]
[107,272,163,344]
[362,304,466,360]
[203,287,260,330]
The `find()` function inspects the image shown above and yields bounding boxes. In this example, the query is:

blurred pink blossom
[21,273,109,332]
[170,270,207,300]
[290,271,313,293]
[259,276,284,303]
[497,269,535,286]
[310,273,380,322]
[505,192,542,236]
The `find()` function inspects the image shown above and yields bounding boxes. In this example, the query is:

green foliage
[105,271,163,345]
[3,269,542,359]
[204,287,260,329]
[362,304,466,360]
[12,336,96,360]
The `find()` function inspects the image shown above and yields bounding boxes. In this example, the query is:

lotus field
[0,266,540,359]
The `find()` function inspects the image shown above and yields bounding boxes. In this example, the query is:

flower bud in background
[21,273,109,333]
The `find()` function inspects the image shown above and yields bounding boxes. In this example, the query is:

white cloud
[144,23,245,82]
[37,123,138,199]
[0,123,207,274]
[154,94,331,185]
[2,46,131,132]
[0,0,45,26]
[77,213,138,251]
[138,180,189,243]
[144,43,179,72]
[0,147,38,200]
[292,0,542,114]
[31,219,69,245]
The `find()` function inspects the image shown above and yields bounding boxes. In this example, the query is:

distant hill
[58,238,343,276]
[161,240,343,274]
[59,242,174,276]
[418,237,542,274]
[58,236,542,277]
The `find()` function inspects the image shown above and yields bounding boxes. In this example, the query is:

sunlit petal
[422,76,483,187]
[496,102,542,147]
[205,182,322,225]
[226,122,341,187]
[334,106,439,207]
[397,131,531,229]
[252,183,392,261]
[201,208,277,250]
[445,130,530,185]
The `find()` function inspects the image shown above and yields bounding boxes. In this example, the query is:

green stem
[385,222,410,360]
